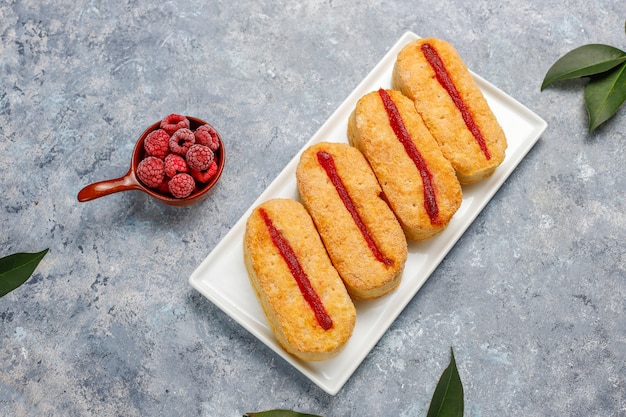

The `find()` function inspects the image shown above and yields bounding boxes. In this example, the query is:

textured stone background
[1,1,625,416]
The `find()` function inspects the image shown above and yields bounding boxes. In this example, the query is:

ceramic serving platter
[189,31,548,395]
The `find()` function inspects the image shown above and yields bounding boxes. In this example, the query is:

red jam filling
[316,150,394,266]
[420,42,491,160]
[259,208,333,330]
[378,88,440,225]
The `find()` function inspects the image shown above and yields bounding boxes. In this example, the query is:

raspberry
[194,124,220,151]
[160,114,190,135]
[168,173,195,198]
[169,128,195,156]
[164,153,188,178]
[190,160,218,183]
[143,129,171,159]
[136,156,165,189]
[157,177,171,195]
[185,144,214,171]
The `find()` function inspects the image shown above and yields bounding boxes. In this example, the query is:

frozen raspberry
[136,156,165,189]
[194,124,220,151]
[168,173,195,198]
[143,129,171,159]
[164,153,188,178]
[160,114,190,135]
[157,178,171,195]
[185,144,214,171]
[169,128,195,156]
[190,161,218,183]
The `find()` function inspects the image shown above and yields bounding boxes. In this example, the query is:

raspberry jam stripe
[259,208,333,330]
[316,150,394,266]
[420,42,491,160]
[378,88,440,225]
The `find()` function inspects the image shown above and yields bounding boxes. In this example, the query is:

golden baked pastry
[296,142,407,300]
[393,37,507,184]
[348,89,462,241]
[243,198,356,361]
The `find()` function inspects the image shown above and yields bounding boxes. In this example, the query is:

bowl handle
[77,172,143,202]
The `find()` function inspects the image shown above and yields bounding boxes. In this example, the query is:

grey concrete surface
[1,1,625,416]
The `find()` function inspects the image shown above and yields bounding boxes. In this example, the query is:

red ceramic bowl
[77,116,225,207]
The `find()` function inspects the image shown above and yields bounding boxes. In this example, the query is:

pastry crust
[296,142,407,300]
[243,198,356,361]
[348,89,462,241]
[393,37,507,184]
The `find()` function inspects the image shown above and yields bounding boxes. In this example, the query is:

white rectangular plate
[189,31,548,395]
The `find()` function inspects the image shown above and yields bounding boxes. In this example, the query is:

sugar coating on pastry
[348,89,462,241]
[296,142,407,300]
[243,198,356,361]
[393,37,507,184]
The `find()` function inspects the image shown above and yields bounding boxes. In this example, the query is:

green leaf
[584,61,626,132]
[426,348,464,417]
[0,249,49,297]
[541,44,626,90]
[244,410,323,417]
